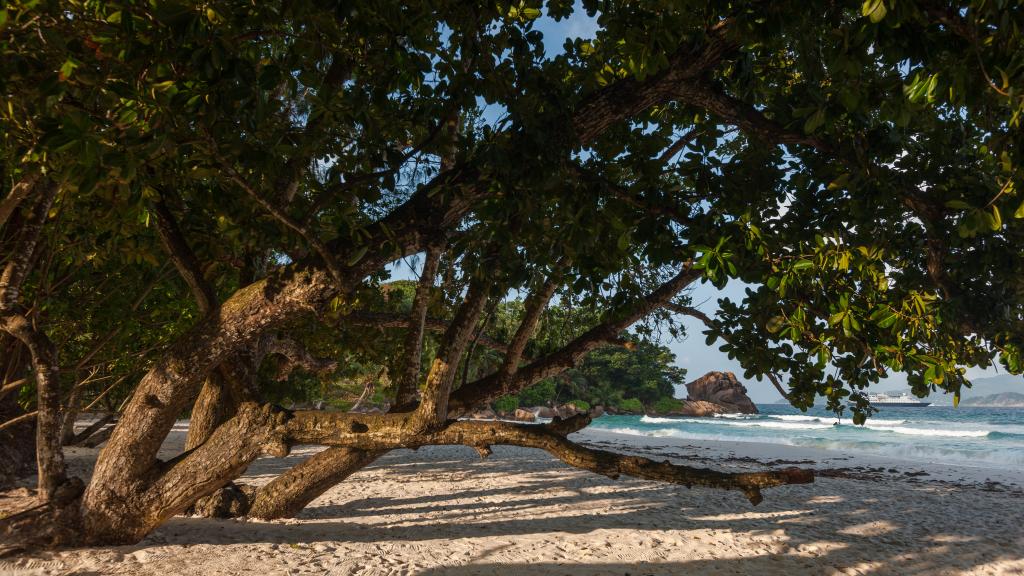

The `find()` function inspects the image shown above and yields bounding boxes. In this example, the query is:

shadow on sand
[94,443,1023,575]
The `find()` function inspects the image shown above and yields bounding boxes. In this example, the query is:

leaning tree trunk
[247,448,382,520]
[185,372,233,451]
[59,382,82,445]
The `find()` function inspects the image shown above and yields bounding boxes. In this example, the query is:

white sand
[4,422,1024,575]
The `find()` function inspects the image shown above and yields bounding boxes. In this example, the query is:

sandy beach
[3,421,1024,576]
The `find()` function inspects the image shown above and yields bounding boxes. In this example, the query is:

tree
[504,340,687,410]
[1,0,1022,551]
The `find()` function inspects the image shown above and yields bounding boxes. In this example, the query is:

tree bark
[185,371,234,451]
[59,383,82,445]
[247,447,383,520]
[153,198,268,449]
[496,269,563,389]
[0,180,64,501]
[2,314,65,501]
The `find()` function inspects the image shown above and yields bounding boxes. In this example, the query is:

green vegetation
[618,399,645,414]
[649,398,688,415]
[493,339,685,414]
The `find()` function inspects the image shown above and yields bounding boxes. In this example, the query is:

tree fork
[414,277,491,431]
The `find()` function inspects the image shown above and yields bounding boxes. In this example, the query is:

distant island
[959,392,1024,408]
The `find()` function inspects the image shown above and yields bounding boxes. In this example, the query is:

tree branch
[664,303,791,401]
[496,266,564,390]
[395,243,444,406]
[222,164,346,284]
[0,180,64,500]
[676,81,827,149]
[573,21,739,143]
[152,198,217,315]
[0,180,57,310]
[415,277,491,430]
[258,333,338,381]
[283,411,811,505]
[448,265,701,414]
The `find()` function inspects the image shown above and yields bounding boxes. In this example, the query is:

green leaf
[980,210,996,231]
[59,59,79,80]
[1015,200,1024,219]
[838,91,860,113]
[828,174,851,191]
[861,0,887,23]
[792,259,814,271]
[617,232,631,251]
[990,206,1002,230]
[346,245,368,266]
[803,109,826,134]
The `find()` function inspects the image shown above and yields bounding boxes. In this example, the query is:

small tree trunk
[60,382,82,445]
[186,349,259,449]
[31,330,65,501]
[185,373,232,451]
[71,412,114,445]
[1,314,67,501]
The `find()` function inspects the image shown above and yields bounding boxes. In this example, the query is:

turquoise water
[587,405,1024,470]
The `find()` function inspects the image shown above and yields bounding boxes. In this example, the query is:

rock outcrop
[468,407,497,420]
[512,408,537,422]
[532,406,556,419]
[646,371,759,417]
[683,371,758,414]
[678,400,730,417]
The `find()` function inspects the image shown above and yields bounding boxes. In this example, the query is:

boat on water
[861,392,932,407]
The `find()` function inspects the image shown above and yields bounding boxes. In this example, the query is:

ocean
[587,405,1024,471]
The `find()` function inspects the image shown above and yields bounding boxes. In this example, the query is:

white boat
[862,392,932,407]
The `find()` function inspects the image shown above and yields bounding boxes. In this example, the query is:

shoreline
[4,421,1024,575]
[576,427,1024,489]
